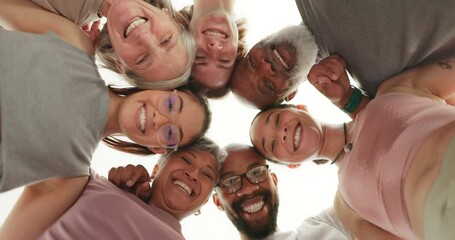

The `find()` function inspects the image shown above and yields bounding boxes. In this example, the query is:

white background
[0,0,349,239]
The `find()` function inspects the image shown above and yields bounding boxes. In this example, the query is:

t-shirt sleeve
[31,0,103,26]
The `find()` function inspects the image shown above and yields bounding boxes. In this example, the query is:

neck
[99,0,113,17]
[103,90,122,138]
[239,232,251,240]
[317,123,347,163]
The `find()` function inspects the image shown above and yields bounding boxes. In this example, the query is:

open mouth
[272,49,290,70]
[203,30,227,39]
[139,104,146,133]
[174,180,193,196]
[124,17,147,38]
[242,200,265,214]
[293,124,302,151]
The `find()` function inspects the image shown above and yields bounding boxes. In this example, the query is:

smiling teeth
[125,17,146,37]
[174,180,192,195]
[140,106,146,133]
[243,201,264,213]
[273,49,290,70]
[294,125,302,150]
[204,30,227,38]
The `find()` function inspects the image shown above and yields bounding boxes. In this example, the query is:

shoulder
[0,0,94,54]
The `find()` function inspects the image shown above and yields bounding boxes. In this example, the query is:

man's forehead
[220,148,265,172]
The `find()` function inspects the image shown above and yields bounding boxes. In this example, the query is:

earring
[194,209,201,216]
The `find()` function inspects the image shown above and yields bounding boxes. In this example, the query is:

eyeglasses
[156,91,182,151]
[216,165,270,194]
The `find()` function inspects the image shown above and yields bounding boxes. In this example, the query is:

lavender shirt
[39,170,184,240]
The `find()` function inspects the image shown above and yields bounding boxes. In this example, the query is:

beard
[260,24,318,92]
[227,190,279,239]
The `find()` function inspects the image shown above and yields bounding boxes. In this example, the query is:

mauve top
[38,169,184,240]
[338,93,455,239]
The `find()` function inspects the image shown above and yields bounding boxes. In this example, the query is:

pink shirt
[38,170,184,240]
[338,93,455,238]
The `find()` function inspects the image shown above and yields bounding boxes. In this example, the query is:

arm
[108,164,152,202]
[307,55,370,119]
[30,0,104,26]
[0,0,95,54]
[333,191,404,240]
[379,58,455,106]
[0,176,88,240]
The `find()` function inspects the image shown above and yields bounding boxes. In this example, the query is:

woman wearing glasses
[0,2,211,238]
[0,0,211,191]
[2,138,224,239]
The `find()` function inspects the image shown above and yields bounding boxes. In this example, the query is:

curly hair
[158,137,226,180]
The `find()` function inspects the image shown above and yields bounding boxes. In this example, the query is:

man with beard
[106,143,352,239]
[213,144,352,240]
[212,144,283,239]
[230,0,455,109]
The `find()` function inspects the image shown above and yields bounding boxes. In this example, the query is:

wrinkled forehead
[230,68,281,109]
[220,147,266,175]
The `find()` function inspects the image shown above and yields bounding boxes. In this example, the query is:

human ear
[148,147,167,154]
[286,163,301,169]
[271,173,278,185]
[150,164,159,179]
[296,104,308,111]
[212,194,225,211]
[284,90,298,102]
[115,60,124,74]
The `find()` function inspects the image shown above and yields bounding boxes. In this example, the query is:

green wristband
[342,87,363,113]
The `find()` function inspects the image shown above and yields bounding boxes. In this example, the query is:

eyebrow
[176,94,185,144]
[261,111,274,154]
[178,95,184,113]
[219,162,262,180]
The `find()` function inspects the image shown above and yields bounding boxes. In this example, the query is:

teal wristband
[342,86,362,113]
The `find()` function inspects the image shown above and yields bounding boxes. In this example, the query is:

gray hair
[158,137,227,179]
[95,1,196,89]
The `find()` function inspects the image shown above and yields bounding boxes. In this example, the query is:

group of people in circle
[1,0,455,239]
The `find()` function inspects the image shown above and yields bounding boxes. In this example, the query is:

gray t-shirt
[0,30,109,192]
[32,0,104,26]
[296,0,455,97]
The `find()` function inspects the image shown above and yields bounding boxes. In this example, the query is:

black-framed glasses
[216,165,270,194]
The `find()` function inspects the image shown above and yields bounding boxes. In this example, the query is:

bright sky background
[0,0,350,239]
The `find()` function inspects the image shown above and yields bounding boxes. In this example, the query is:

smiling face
[213,146,279,239]
[250,107,323,164]
[230,25,318,109]
[106,0,188,82]
[150,149,218,220]
[117,90,205,151]
[191,12,239,89]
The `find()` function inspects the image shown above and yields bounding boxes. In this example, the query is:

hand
[108,164,152,202]
[81,20,101,43]
[307,55,351,105]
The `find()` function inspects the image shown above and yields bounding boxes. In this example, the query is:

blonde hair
[95,0,196,90]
